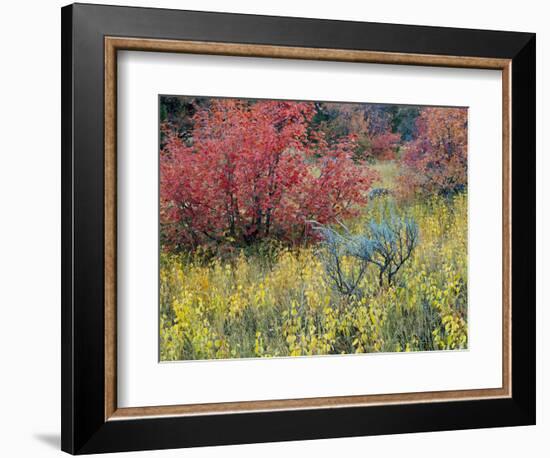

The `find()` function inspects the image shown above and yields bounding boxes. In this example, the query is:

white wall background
[0,1,544,456]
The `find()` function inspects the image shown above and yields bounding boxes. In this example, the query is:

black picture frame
[61,3,536,454]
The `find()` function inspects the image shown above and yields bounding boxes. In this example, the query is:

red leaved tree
[160,99,377,250]
[399,107,467,196]
[327,104,401,160]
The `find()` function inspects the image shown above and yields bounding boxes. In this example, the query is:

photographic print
[159,96,468,361]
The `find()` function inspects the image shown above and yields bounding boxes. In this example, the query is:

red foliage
[367,131,402,160]
[160,99,377,249]
[400,107,467,195]
[337,105,401,160]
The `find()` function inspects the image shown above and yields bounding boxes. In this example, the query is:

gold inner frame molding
[104,36,512,421]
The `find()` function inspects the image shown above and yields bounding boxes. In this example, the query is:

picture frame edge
[61,3,536,454]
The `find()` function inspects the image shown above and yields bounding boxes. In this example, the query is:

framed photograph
[61,3,536,454]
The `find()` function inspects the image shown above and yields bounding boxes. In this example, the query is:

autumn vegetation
[159,96,468,360]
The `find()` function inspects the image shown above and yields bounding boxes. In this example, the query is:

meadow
[159,97,468,361]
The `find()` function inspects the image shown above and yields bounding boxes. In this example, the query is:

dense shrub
[160,99,377,250]
[160,194,467,360]
[400,107,468,196]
